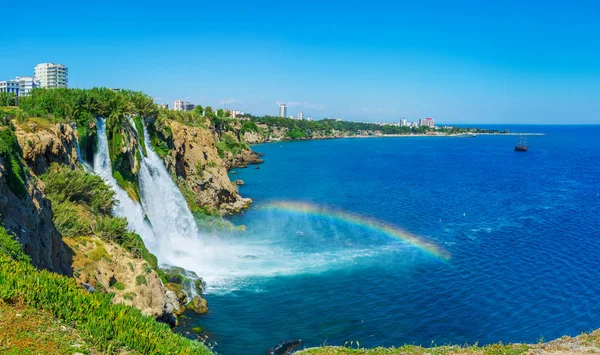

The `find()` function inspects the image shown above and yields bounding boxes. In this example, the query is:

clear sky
[1,0,599,124]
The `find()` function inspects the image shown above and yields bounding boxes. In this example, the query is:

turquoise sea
[179,125,600,355]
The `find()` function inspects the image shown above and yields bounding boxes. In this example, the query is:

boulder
[235,179,244,186]
[187,295,209,314]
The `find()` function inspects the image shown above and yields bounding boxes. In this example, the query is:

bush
[40,164,157,268]
[136,275,147,286]
[0,225,30,263]
[112,282,125,291]
[215,133,248,158]
[0,128,27,198]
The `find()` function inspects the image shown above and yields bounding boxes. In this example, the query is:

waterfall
[92,118,158,248]
[72,123,93,171]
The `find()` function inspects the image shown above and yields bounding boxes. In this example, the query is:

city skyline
[1,1,599,124]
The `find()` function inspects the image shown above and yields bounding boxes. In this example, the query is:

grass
[0,299,98,355]
[0,249,213,354]
[297,343,532,355]
[136,275,147,286]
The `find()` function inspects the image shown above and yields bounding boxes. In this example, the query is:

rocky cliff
[0,154,72,275]
[1,121,186,324]
[156,120,252,214]
[14,120,79,175]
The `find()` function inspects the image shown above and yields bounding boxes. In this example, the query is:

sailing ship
[514,136,528,152]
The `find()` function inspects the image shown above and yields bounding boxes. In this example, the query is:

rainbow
[261,201,451,262]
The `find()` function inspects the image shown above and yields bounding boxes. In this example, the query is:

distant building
[183,102,195,112]
[231,110,244,118]
[173,100,184,111]
[298,112,303,120]
[0,80,20,96]
[400,118,408,127]
[419,118,434,127]
[289,115,294,119]
[34,63,68,88]
[307,116,312,121]
[158,103,168,109]
[279,103,287,117]
[15,76,39,96]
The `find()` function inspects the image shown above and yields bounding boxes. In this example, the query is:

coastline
[257,131,547,144]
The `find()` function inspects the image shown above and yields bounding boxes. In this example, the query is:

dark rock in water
[235,179,244,185]
[256,165,260,169]
[258,152,265,157]
[156,311,178,328]
[81,283,95,293]
[187,295,209,314]
[267,339,302,355]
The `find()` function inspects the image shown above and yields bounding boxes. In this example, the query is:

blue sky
[1,0,599,124]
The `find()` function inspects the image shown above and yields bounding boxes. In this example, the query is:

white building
[289,115,294,119]
[158,103,168,109]
[307,116,312,121]
[298,112,303,120]
[0,80,20,96]
[173,100,184,111]
[15,76,39,96]
[419,117,434,127]
[400,118,408,127]
[34,63,68,88]
[279,103,287,117]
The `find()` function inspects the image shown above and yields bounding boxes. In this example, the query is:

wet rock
[267,339,303,355]
[187,295,209,314]
[235,179,244,185]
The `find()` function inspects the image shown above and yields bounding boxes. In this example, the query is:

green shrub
[123,292,136,301]
[136,275,147,286]
[40,164,157,268]
[133,116,147,156]
[112,282,125,291]
[215,133,248,158]
[0,128,27,198]
[0,226,30,263]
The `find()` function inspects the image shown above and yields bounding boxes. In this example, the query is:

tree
[216,108,224,117]
[0,92,17,106]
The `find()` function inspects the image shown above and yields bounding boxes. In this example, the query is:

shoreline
[257,131,546,144]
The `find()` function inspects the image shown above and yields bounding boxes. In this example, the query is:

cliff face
[15,121,79,175]
[161,121,252,214]
[65,237,182,323]
[2,121,184,323]
[0,154,72,275]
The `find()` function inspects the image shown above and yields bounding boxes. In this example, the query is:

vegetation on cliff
[40,163,157,268]
[0,229,212,354]
[0,127,28,198]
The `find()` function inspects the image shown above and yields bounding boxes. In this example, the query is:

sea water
[179,125,600,355]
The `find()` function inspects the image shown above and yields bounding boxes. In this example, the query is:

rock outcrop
[15,121,79,175]
[65,236,185,324]
[160,121,252,214]
[0,155,72,275]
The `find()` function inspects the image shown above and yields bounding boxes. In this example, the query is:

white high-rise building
[173,100,184,111]
[298,112,303,120]
[34,63,68,88]
[279,103,287,117]
[400,118,408,127]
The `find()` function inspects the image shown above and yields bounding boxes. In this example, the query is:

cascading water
[92,118,158,248]
[94,117,391,294]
